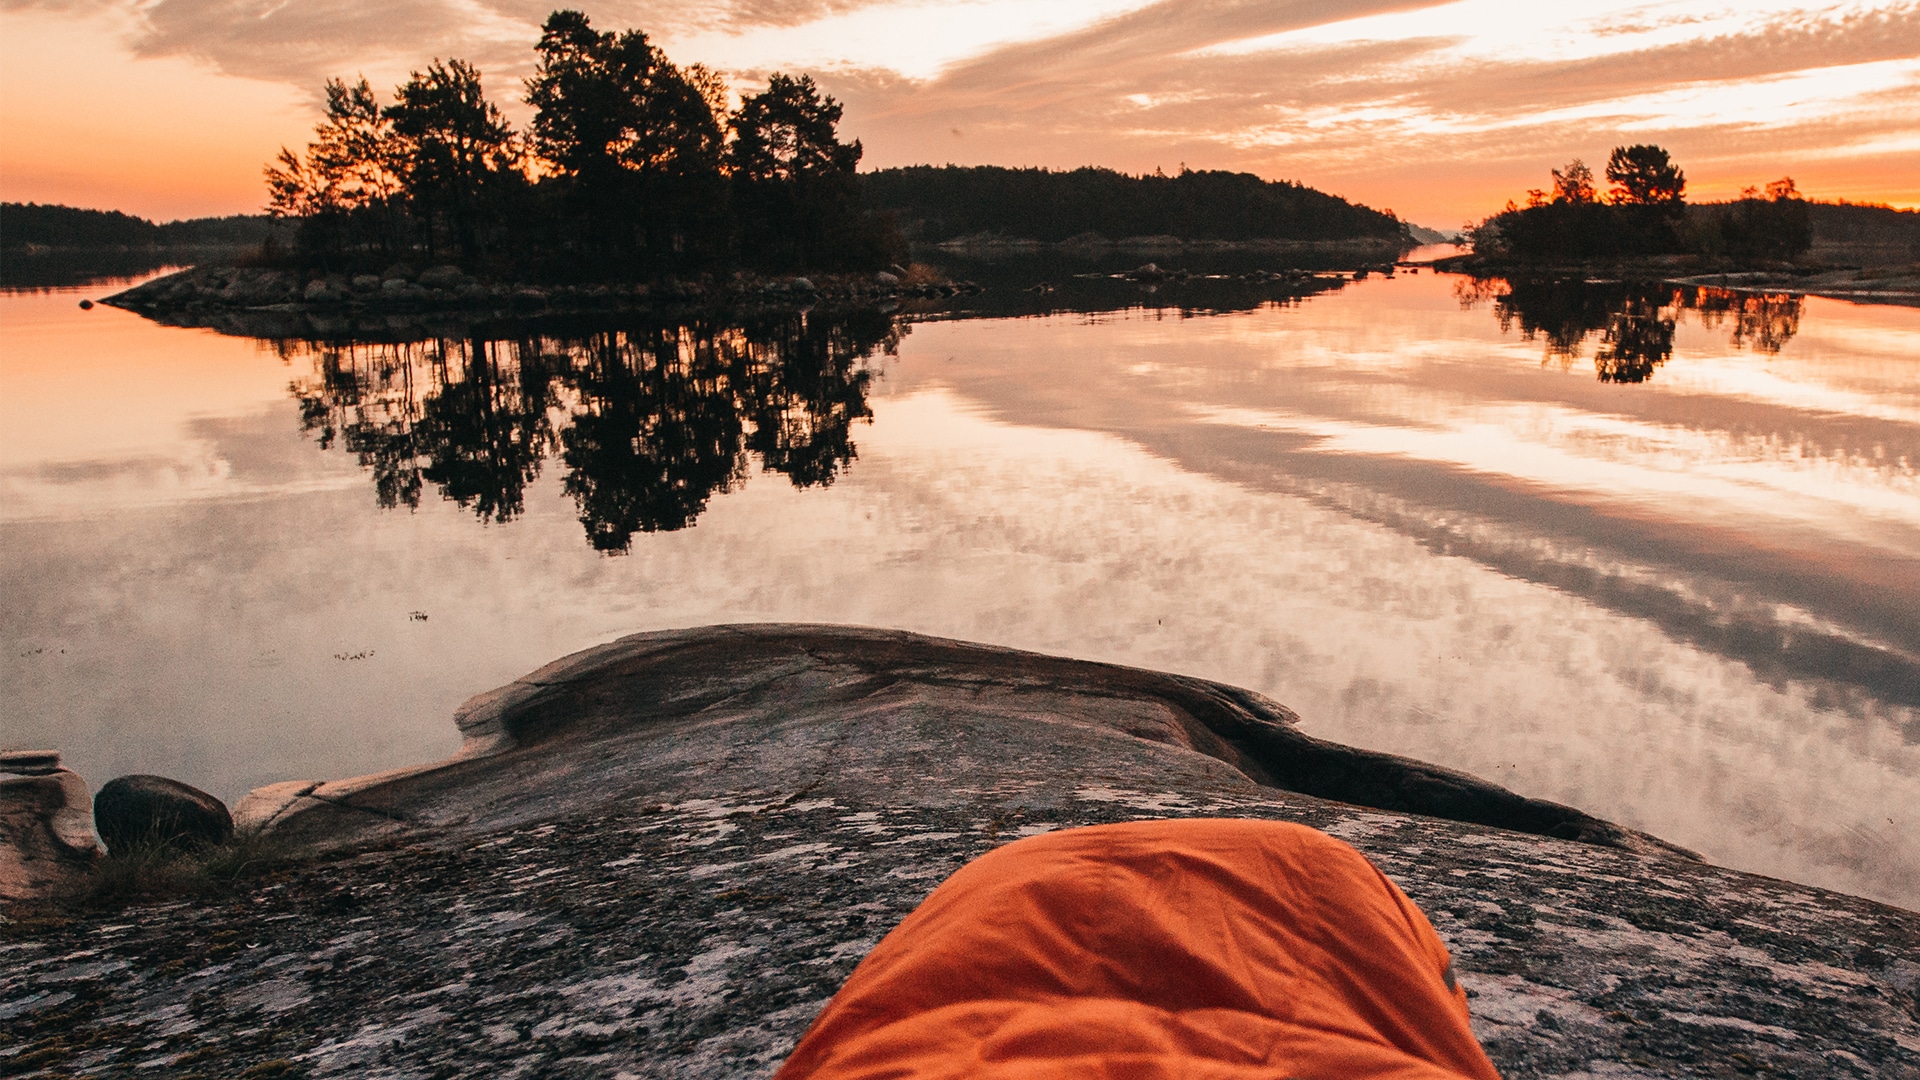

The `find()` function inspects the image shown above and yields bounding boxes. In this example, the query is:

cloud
[5,0,1914,220]
[818,0,1920,220]
[0,0,907,96]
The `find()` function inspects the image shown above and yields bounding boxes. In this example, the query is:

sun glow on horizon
[0,0,1915,225]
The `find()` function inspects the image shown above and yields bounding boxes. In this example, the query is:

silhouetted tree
[266,77,406,262]
[730,74,861,183]
[524,10,727,275]
[1551,159,1597,204]
[265,9,1391,280]
[1474,145,1695,259]
[1605,145,1686,206]
[386,60,520,262]
[730,74,889,270]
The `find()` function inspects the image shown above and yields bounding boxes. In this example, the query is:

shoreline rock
[932,234,1410,257]
[243,624,1694,859]
[5,626,1916,1078]
[92,776,234,856]
[98,265,981,325]
[0,752,104,901]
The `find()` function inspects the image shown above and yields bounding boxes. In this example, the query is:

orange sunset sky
[2,0,1916,230]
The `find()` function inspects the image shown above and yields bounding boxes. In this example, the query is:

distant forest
[0,203,277,249]
[858,165,1408,245]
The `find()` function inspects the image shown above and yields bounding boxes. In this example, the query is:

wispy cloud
[5,0,1914,220]
[823,0,1920,220]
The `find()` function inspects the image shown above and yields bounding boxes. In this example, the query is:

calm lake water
[3,256,1916,909]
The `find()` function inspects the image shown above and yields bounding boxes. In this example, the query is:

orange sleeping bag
[775,818,1501,1080]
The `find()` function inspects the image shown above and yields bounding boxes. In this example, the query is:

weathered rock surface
[0,753,103,901]
[92,776,234,856]
[98,266,983,338]
[240,624,1692,859]
[4,625,1917,1078]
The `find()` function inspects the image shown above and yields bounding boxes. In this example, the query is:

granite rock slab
[0,754,103,902]
[4,625,1916,1078]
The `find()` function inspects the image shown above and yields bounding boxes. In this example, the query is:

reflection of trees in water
[288,310,898,551]
[1594,294,1674,384]
[1690,287,1801,355]
[1455,278,1802,383]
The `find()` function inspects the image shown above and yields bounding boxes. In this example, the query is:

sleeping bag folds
[775,818,1502,1079]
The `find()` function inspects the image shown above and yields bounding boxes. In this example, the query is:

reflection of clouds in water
[5,273,1919,912]
[1193,402,1920,550]
[0,410,365,522]
[843,392,1920,907]
[2,385,1916,907]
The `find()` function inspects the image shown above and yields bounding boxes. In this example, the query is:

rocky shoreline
[4,625,1918,1078]
[929,233,1410,256]
[1428,252,1920,305]
[96,263,982,333]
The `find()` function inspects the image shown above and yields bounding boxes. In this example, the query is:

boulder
[92,774,234,855]
[1,751,103,900]
[350,274,383,293]
[417,265,465,289]
[790,277,816,292]
[874,271,900,286]
[303,279,339,302]
[219,270,291,305]
[380,263,417,283]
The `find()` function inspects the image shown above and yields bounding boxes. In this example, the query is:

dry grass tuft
[79,827,310,908]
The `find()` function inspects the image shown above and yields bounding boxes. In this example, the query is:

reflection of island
[1457,278,1802,382]
[291,309,898,550]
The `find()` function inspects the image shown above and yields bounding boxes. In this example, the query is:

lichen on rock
[3,626,1916,1078]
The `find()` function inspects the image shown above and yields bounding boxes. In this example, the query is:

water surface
[3,265,1915,908]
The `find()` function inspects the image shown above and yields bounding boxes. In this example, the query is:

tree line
[265,10,892,280]
[1472,145,1812,262]
[859,165,1407,244]
[0,203,279,249]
